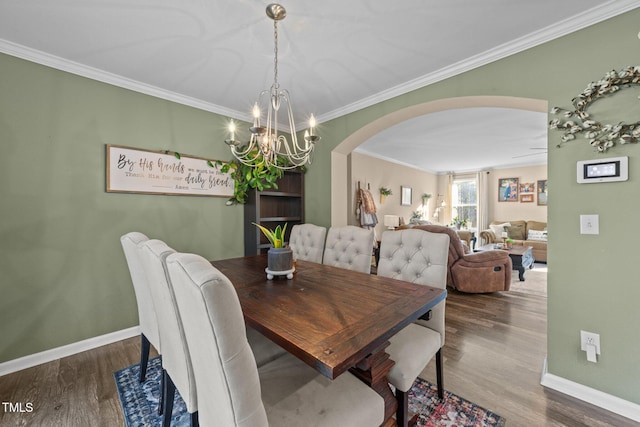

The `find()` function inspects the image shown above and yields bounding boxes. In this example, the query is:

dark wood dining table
[211,254,447,427]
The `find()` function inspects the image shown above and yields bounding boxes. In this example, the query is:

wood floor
[0,271,636,426]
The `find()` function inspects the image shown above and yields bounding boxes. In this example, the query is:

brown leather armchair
[402,224,512,293]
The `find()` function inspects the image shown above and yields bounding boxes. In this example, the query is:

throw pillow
[528,229,548,241]
[505,224,525,240]
[489,222,511,239]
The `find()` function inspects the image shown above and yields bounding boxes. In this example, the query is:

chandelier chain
[273,20,279,89]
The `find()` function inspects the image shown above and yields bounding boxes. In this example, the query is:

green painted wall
[0,54,245,362]
[2,7,639,405]
[305,10,640,404]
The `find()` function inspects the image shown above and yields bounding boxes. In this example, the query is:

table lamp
[384,215,400,230]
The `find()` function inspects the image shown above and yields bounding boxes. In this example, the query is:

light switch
[580,214,599,235]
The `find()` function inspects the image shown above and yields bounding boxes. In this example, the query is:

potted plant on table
[450,216,469,230]
[252,223,294,279]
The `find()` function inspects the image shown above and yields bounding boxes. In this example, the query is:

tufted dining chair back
[166,252,269,427]
[377,228,449,426]
[289,223,327,263]
[139,239,198,423]
[322,225,374,274]
[120,232,160,382]
[377,229,449,344]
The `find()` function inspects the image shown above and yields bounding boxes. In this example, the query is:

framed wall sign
[498,178,519,202]
[106,144,234,197]
[401,186,412,206]
[520,194,534,203]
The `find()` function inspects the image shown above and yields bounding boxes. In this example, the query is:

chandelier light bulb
[252,103,260,122]
[225,120,239,146]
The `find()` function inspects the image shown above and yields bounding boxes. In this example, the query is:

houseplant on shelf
[252,222,294,279]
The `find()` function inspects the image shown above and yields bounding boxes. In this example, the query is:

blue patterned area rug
[115,357,505,427]
[114,357,190,427]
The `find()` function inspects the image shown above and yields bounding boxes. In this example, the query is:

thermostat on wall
[577,156,628,183]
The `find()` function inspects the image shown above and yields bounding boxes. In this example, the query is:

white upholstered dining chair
[377,228,449,427]
[120,232,160,383]
[166,252,384,427]
[322,225,374,274]
[289,223,327,263]
[139,239,198,426]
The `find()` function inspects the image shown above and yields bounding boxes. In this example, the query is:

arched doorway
[330,95,548,226]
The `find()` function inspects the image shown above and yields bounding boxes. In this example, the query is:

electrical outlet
[580,330,601,354]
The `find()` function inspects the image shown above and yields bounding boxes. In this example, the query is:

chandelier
[225,3,319,170]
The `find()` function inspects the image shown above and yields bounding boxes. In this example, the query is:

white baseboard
[540,357,640,422]
[0,326,140,377]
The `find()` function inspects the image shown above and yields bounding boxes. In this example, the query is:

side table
[475,244,534,281]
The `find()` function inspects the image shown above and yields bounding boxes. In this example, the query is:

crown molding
[317,0,640,124]
[0,39,253,123]
[354,146,546,175]
[354,147,440,174]
[1,1,637,128]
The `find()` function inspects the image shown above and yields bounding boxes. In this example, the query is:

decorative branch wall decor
[549,66,640,152]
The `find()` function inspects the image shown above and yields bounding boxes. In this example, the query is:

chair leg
[191,411,199,427]
[435,349,444,400]
[395,388,409,427]
[158,364,165,416]
[139,334,151,382]
[163,370,176,427]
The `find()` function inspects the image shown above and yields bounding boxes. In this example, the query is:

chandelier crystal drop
[225,3,319,170]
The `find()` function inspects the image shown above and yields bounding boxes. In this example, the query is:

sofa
[398,224,512,293]
[406,220,474,251]
[480,220,547,263]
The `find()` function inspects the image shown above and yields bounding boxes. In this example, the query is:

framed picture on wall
[401,186,412,206]
[537,180,548,206]
[520,194,534,203]
[498,178,519,202]
[520,182,535,193]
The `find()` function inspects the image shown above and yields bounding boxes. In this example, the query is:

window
[451,178,477,228]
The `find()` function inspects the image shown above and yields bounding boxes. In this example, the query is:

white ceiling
[1,0,636,172]
[356,107,549,174]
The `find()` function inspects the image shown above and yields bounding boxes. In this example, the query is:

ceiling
[355,107,549,174]
[0,0,636,172]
